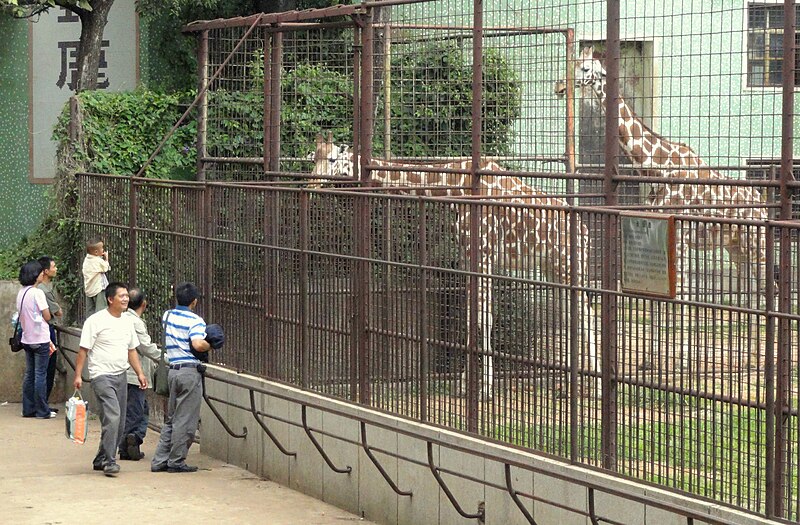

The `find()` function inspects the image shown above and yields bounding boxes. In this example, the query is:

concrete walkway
[0,402,372,525]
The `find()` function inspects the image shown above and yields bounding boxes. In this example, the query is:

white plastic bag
[65,390,88,445]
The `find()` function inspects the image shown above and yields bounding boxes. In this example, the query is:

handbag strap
[14,286,33,333]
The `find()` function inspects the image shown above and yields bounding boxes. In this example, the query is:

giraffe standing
[311,132,598,398]
[559,46,770,293]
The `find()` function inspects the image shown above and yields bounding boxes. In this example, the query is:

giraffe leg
[479,271,494,400]
[673,221,691,371]
[458,254,494,401]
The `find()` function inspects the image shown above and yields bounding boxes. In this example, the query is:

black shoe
[151,464,168,473]
[93,462,104,471]
[125,434,143,461]
[167,464,198,473]
[118,452,132,461]
[103,463,120,477]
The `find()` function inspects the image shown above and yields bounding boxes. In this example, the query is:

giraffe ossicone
[310,131,599,399]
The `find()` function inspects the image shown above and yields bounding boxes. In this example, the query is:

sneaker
[167,464,198,473]
[151,464,168,473]
[103,463,120,477]
[93,462,104,471]
[36,411,57,419]
[51,408,59,414]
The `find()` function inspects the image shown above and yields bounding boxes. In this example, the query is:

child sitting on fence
[82,237,110,319]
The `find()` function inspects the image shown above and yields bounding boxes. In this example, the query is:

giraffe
[311,132,598,398]
[557,46,770,295]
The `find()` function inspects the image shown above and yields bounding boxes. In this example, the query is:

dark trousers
[46,325,57,400]
[120,384,149,453]
[22,343,51,418]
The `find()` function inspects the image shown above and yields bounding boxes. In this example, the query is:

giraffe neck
[591,82,704,174]
[334,150,473,194]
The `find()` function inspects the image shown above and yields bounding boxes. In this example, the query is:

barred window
[747,3,800,87]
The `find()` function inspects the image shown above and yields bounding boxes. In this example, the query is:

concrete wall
[0,281,27,401]
[198,366,776,525]
[0,280,67,404]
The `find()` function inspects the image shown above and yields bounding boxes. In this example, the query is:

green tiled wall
[0,18,47,250]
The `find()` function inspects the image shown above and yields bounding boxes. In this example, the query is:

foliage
[137,0,350,93]
[384,42,522,158]
[0,0,90,19]
[62,89,198,179]
[205,63,352,169]
[280,63,353,162]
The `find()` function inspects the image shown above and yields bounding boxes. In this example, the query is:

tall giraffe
[311,132,598,398]
[558,46,770,293]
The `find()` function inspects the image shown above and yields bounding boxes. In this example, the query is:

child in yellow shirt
[82,237,110,319]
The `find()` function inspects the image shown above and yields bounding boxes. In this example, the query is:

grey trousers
[152,367,202,469]
[90,371,128,467]
[85,292,106,320]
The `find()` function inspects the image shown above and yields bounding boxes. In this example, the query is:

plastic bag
[65,390,88,445]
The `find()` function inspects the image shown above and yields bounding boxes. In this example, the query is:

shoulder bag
[153,311,170,396]
[9,287,32,353]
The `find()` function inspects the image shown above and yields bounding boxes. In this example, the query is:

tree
[0,0,113,92]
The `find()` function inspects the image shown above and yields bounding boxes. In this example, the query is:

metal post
[354,11,376,405]
[300,190,310,388]
[601,0,621,471]
[419,199,429,422]
[269,30,283,174]
[772,0,795,517]
[383,24,392,160]
[465,0,485,434]
[565,28,579,463]
[263,29,272,174]
[128,177,138,287]
[197,30,209,182]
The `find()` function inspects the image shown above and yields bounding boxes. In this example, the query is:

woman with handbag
[16,260,55,419]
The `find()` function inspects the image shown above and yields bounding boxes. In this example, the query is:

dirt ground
[0,402,371,525]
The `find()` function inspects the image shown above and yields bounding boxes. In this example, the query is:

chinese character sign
[30,4,137,182]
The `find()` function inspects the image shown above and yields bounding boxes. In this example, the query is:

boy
[82,237,110,319]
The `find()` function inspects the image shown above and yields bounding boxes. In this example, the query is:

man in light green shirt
[37,256,61,405]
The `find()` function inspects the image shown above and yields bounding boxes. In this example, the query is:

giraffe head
[309,131,354,186]
[555,46,607,101]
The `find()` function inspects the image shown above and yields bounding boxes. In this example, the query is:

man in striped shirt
[151,282,211,473]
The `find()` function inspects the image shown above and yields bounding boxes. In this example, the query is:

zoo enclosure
[78,0,800,522]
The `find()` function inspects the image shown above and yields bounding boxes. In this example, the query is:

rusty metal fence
[74,0,800,521]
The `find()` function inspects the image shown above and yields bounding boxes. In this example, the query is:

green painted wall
[0,18,47,250]
[395,0,797,177]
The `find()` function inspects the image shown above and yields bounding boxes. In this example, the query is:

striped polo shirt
[162,306,207,365]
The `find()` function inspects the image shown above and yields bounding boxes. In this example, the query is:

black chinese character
[56,40,110,91]
[57,6,79,23]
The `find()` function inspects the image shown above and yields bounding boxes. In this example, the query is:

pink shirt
[16,286,50,345]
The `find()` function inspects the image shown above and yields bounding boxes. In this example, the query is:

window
[747,3,800,87]
[746,160,800,219]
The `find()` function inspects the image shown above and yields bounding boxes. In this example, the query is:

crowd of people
[14,237,217,478]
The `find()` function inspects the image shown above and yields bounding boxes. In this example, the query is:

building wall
[0,18,47,250]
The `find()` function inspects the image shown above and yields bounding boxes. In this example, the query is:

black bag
[9,287,32,353]
[153,354,169,396]
[154,311,171,396]
[9,324,23,353]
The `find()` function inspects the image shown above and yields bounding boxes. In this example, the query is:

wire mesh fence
[73,0,800,520]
